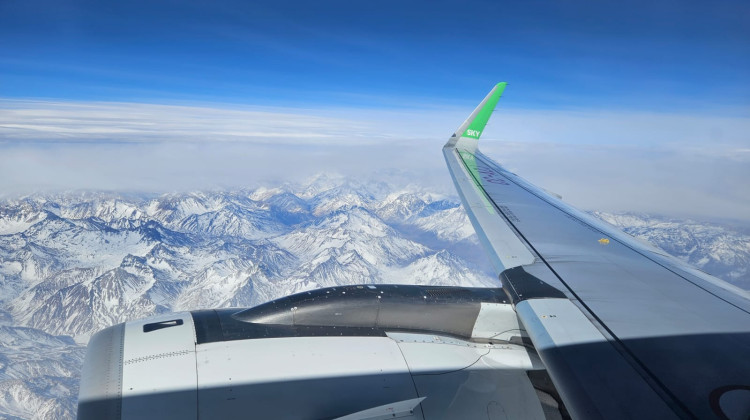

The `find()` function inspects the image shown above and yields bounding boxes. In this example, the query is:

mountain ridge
[0,178,748,418]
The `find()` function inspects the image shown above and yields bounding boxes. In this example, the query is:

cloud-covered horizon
[1,99,749,223]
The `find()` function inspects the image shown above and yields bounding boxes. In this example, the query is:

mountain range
[0,175,747,419]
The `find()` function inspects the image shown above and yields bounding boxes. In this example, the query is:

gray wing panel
[443,147,536,274]
[457,148,750,419]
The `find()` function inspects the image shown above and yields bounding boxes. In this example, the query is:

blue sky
[0,0,749,221]
[1,0,748,110]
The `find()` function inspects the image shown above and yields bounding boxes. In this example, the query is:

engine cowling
[78,285,565,419]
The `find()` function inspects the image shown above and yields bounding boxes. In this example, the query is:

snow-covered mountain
[592,211,750,290]
[0,178,747,419]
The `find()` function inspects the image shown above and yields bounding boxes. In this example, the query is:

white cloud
[482,141,750,222]
[0,99,748,223]
[0,99,375,143]
[482,107,750,149]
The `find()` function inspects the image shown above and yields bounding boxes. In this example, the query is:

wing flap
[516,298,678,419]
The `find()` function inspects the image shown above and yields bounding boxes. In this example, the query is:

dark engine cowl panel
[215,284,509,343]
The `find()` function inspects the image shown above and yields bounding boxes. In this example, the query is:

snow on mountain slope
[0,179,747,419]
[0,326,83,419]
[383,250,497,287]
[0,205,48,236]
[274,207,426,265]
[592,211,750,290]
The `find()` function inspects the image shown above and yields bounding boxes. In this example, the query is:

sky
[0,0,749,222]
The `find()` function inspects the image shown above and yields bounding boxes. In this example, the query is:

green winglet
[462,82,507,139]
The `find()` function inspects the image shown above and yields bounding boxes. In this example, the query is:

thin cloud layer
[0,99,748,223]
[0,100,374,144]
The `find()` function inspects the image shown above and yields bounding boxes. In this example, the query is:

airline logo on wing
[464,129,482,139]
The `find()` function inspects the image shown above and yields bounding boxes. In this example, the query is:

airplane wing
[77,85,750,420]
[444,83,750,420]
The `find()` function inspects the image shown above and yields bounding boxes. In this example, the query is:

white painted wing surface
[444,84,750,420]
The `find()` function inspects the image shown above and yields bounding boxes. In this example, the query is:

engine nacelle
[78,285,565,419]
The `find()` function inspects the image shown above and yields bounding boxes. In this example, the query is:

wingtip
[461,83,507,140]
[494,82,508,95]
[445,82,508,151]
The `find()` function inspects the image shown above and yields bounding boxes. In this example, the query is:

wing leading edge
[444,84,750,420]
